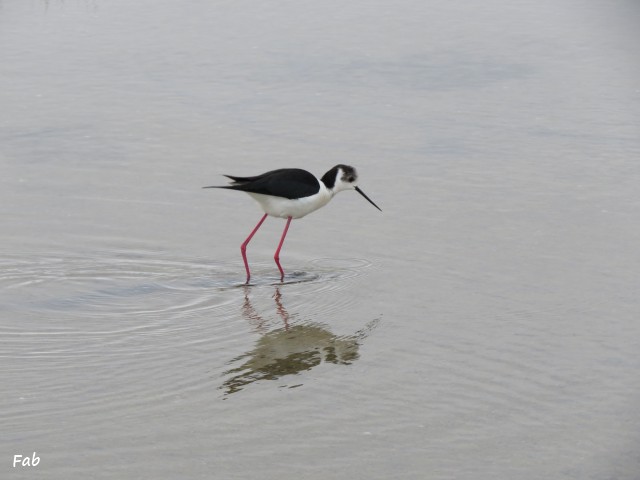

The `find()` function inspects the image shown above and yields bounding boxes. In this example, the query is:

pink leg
[274,216,292,282]
[241,213,268,284]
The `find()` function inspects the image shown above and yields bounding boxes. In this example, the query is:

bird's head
[321,164,382,211]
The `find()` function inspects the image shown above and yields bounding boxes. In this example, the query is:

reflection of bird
[220,287,379,396]
[204,165,381,283]
[221,324,362,396]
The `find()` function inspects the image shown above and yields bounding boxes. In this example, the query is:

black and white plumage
[204,164,381,283]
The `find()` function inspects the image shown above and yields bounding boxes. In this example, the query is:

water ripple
[0,251,375,359]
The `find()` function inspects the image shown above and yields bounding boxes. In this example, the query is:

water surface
[1,0,639,479]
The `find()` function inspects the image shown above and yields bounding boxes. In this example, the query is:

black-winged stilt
[204,164,381,284]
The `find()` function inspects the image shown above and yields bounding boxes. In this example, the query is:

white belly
[248,190,332,219]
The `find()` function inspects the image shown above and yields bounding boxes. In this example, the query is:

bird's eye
[346,176,355,182]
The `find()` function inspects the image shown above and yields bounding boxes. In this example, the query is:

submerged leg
[241,213,268,284]
[274,216,293,282]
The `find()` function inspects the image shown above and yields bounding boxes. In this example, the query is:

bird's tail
[203,174,256,189]
[222,174,251,184]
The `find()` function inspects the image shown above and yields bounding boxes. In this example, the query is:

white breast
[248,186,333,219]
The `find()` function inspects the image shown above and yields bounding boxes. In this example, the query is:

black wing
[213,168,320,200]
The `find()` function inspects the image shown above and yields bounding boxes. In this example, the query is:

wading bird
[204,164,381,283]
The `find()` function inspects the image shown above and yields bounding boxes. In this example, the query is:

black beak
[355,186,382,212]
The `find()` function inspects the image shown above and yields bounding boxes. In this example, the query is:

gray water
[2,1,640,478]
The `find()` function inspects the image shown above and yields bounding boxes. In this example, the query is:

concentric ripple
[1,252,236,322]
[0,251,376,352]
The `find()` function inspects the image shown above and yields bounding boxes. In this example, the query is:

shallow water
[2,0,640,478]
